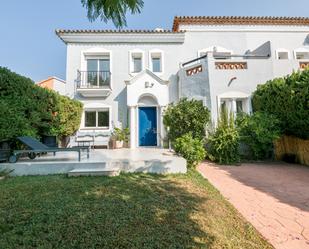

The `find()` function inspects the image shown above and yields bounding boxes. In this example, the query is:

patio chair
[9,136,89,163]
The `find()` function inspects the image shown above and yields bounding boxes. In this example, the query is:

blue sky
[1,0,308,82]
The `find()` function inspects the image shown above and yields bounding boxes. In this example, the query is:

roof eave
[55,30,185,44]
[172,16,309,31]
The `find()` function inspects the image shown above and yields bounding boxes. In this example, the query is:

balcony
[76,70,111,97]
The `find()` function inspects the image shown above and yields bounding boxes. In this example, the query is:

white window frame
[81,107,111,131]
[276,49,290,60]
[149,49,164,75]
[294,48,309,60]
[81,48,112,89]
[85,57,111,87]
[129,49,145,75]
[217,91,251,118]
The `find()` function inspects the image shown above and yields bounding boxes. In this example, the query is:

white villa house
[56,16,309,148]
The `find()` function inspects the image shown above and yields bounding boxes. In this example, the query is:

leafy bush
[163,98,210,142]
[236,112,281,160]
[0,67,82,142]
[51,95,83,138]
[252,69,309,139]
[174,133,206,168]
[208,109,240,165]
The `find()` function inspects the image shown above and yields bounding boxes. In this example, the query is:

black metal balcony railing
[77,71,111,88]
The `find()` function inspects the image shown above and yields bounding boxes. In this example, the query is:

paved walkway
[198,162,309,249]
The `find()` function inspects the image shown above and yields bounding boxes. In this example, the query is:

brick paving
[198,161,309,249]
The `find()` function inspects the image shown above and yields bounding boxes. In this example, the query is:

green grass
[0,170,272,249]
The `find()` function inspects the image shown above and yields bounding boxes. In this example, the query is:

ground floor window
[219,98,248,115]
[220,100,226,111]
[236,100,243,113]
[84,109,109,129]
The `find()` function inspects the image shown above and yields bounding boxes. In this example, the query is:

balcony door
[87,58,110,87]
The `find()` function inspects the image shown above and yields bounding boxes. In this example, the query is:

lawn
[0,170,272,249]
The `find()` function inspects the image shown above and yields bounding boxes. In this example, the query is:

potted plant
[112,128,130,149]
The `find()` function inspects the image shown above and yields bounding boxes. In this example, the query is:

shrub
[163,98,210,142]
[252,69,309,139]
[208,109,240,165]
[174,133,206,168]
[236,112,281,160]
[0,67,82,142]
[50,95,83,139]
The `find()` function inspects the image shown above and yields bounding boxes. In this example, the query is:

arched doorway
[126,69,169,148]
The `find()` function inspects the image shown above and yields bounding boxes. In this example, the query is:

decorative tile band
[186,65,203,76]
[300,62,309,69]
[215,62,247,70]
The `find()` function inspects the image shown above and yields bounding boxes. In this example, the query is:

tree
[252,68,309,139]
[0,67,82,143]
[163,98,210,142]
[81,0,144,28]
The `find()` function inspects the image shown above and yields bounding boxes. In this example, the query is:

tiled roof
[56,29,184,35]
[172,16,309,31]
[36,77,66,85]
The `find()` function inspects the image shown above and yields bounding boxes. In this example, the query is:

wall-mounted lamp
[145,81,154,88]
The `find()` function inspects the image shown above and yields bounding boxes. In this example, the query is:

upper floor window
[198,46,232,60]
[152,57,161,72]
[276,49,289,60]
[81,48,112,88]
[133,55,142,73]
[86,57,110,87]
[294,48,309,60]
[129,50,144,74]
[149,50,164,73]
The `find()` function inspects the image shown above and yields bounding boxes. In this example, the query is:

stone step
[68,168,120,177]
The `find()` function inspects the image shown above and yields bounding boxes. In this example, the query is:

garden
[0,170,272,249]
[163,68,309,167]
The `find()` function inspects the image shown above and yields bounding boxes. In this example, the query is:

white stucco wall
[65,41,184,130]
[177,25,309,122]
[60,23,309,134]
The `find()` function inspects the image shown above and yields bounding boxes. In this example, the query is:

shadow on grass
[0,173,214,249]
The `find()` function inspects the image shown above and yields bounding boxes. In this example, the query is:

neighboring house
[56,16,309,148]
[37,77,66,95]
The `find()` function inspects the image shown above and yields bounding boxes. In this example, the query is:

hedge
[0,67,82,142]
[252,69,309,139]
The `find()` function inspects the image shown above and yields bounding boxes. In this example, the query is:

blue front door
[138,107,157,146]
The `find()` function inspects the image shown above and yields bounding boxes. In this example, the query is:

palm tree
[81,0,144,28]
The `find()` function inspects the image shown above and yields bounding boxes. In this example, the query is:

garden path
[198,161,309,249]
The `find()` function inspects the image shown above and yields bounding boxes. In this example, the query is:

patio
[0,148,187,176]
[198,161,309,249]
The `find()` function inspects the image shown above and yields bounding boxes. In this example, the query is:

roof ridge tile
[172,15,309,31]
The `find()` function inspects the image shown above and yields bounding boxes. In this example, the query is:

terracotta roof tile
[56,29,184,35]
[172,16,309,31]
